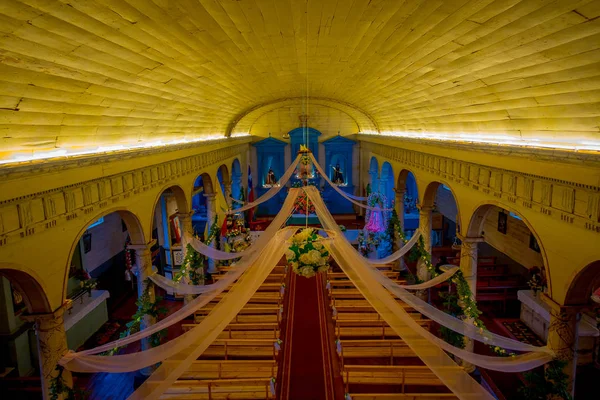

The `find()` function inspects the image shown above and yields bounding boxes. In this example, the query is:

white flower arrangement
[286,228,330,278]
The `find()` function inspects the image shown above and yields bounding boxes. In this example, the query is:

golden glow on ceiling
[0,0,599,160]
[361,131,600,152]
[0,133,250,166]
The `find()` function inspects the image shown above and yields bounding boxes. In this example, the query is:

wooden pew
[182,322,280,339]
[348,394,458,400]
[476,285,528,313]
[328,279,406,289]
[163,378,274,399]
[180,360,277,380]
[195,305,281,324]
[334,320,433,339]
[212,292,282,304]
[328,271,399,280]
[337,339,416,364]
[201,339,279,360]
[342,365,460,391]
[330,299,416,311]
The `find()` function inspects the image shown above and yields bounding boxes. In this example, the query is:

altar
[287,214,320,225]
[518,290,598,365]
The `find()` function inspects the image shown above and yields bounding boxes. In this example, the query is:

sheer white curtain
[305,187,553,372]
[61,190,302,364]
[308,153,392,211]
[61,228,295,379]
[130,227,297,400]
[228,155,301,214]
[367,230,421,265]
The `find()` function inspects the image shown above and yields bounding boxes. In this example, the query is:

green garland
[410,235,514,357]
[103,279,167,355]
[517,359,573,400]
[50,366,88,400]
[175,216,220,282]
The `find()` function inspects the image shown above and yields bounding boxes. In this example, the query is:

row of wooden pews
[327,265,459,400]
[446,255,527,313]
[161,264,288,399]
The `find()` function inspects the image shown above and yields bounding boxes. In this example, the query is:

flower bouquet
[285,228,330,278]
[293,192,316,214]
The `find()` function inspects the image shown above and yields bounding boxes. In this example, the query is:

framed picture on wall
[529,233,541,252]
[497,211,507,234]
[82,232,92,253]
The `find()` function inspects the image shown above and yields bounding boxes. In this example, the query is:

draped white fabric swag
[58,166,556,400]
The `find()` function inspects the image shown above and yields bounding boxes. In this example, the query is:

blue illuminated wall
[322,135,356,214]
[252,137,288,215]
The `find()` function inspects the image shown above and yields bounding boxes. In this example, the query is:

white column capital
[203,193,216,200]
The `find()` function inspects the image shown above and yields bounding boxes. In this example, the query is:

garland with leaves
[517,359,573,400]
[103,279,167,355]
[412,235,571,398]
[409,235,514,357]
[174,216,220,283]
[50,366,88,400]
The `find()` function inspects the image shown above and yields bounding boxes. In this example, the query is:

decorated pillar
[128,242,156,357]
[394,188,406,271]
[417,205,433,282]
[23,306,72,400]
[204,193,218,274]
[457,235,483,373]
[177,211,196,304]
[224,183,233,207]
[543,295,581,397]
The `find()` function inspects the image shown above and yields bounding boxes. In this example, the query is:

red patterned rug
[494,318,545,347]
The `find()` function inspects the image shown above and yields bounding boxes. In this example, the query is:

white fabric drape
[130,227,296,400]
[60,190,302,364]
[367,230,422,265]
[308,153,392,211]
[60,228,295,379]
[147,188,301,296]
[305,186,553,375]
[227,155,301,214]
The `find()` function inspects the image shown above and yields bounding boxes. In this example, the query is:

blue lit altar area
[252,127,357,216]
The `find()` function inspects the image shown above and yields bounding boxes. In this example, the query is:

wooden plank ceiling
[0,0,599,158]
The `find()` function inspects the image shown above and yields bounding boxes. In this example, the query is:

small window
[441,184,450,190]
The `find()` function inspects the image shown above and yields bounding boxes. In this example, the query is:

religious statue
[332,164,344,184]
[266,168,277,185]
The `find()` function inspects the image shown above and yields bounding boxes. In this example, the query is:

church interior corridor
[1,1,600,399]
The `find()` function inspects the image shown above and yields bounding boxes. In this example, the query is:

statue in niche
[266,168,277,185]
[332,164,344,184]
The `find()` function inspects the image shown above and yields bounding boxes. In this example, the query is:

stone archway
[0,265,51,314]
[565,260,600,306]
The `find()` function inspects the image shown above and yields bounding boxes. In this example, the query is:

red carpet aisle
[280,273,336,400]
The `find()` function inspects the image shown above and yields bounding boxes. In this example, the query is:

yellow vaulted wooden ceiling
[1,0,600,160]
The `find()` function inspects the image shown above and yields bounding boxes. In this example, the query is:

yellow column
[543,295,581,397]
[394,188,406,271]
[224,183,233,207]
[457,235,483,373]
[177,211,197,304]
[417,205,432,283]
[128,241,157,373]
[23,306,72,400]
[204,193,218,274]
